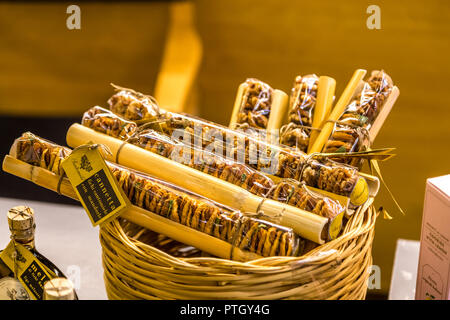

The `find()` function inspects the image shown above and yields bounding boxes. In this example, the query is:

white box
[416,174,450,300]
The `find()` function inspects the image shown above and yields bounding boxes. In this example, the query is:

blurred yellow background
[1,1,449,295]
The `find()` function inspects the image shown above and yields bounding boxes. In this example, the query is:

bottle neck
[11,228,35,251]
[13,238,35,251]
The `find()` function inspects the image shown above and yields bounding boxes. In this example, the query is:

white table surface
[388,239,420,300]
[0,197,107,300]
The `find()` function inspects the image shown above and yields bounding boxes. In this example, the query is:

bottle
[0,206,78,300]
[0,206,33,300]
[44,278,76,300]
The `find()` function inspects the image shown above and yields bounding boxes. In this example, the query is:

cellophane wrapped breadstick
[111,165,302,257]
[108,86,161,122]
[13,132,70,176]
[82,106,138,140]
[79,109,345,221]
[11,132,303,258]
[128,130,344,220]
[145,112,361,199]
[123,219,320,258]
[323,71,393,166]
[280,75,319,152]
[127,128,274,197]
[233,79,273,130]
[268,180,343,221]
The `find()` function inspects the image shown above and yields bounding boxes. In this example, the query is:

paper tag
[61,145,130,226]
[0,242,55,300]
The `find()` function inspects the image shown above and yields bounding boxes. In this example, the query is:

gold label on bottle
[61,145,130,226]
[0,242,55,300]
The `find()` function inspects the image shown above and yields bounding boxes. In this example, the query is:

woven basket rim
[100,198,377,299]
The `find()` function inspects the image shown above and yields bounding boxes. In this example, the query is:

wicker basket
[100,199,376,300]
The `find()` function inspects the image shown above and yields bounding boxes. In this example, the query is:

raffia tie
[229,183,283,260]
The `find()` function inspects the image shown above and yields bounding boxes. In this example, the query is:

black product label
[76,169,121,223]
[20,261,50,300]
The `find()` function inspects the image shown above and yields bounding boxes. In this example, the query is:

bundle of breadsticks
[2,68,399,262]
[5,132,303,260]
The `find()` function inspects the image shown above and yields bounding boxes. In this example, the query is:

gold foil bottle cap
[7,206,35,234]
[44,278,76,300]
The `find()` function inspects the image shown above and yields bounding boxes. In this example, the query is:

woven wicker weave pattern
[100,198,376,300]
